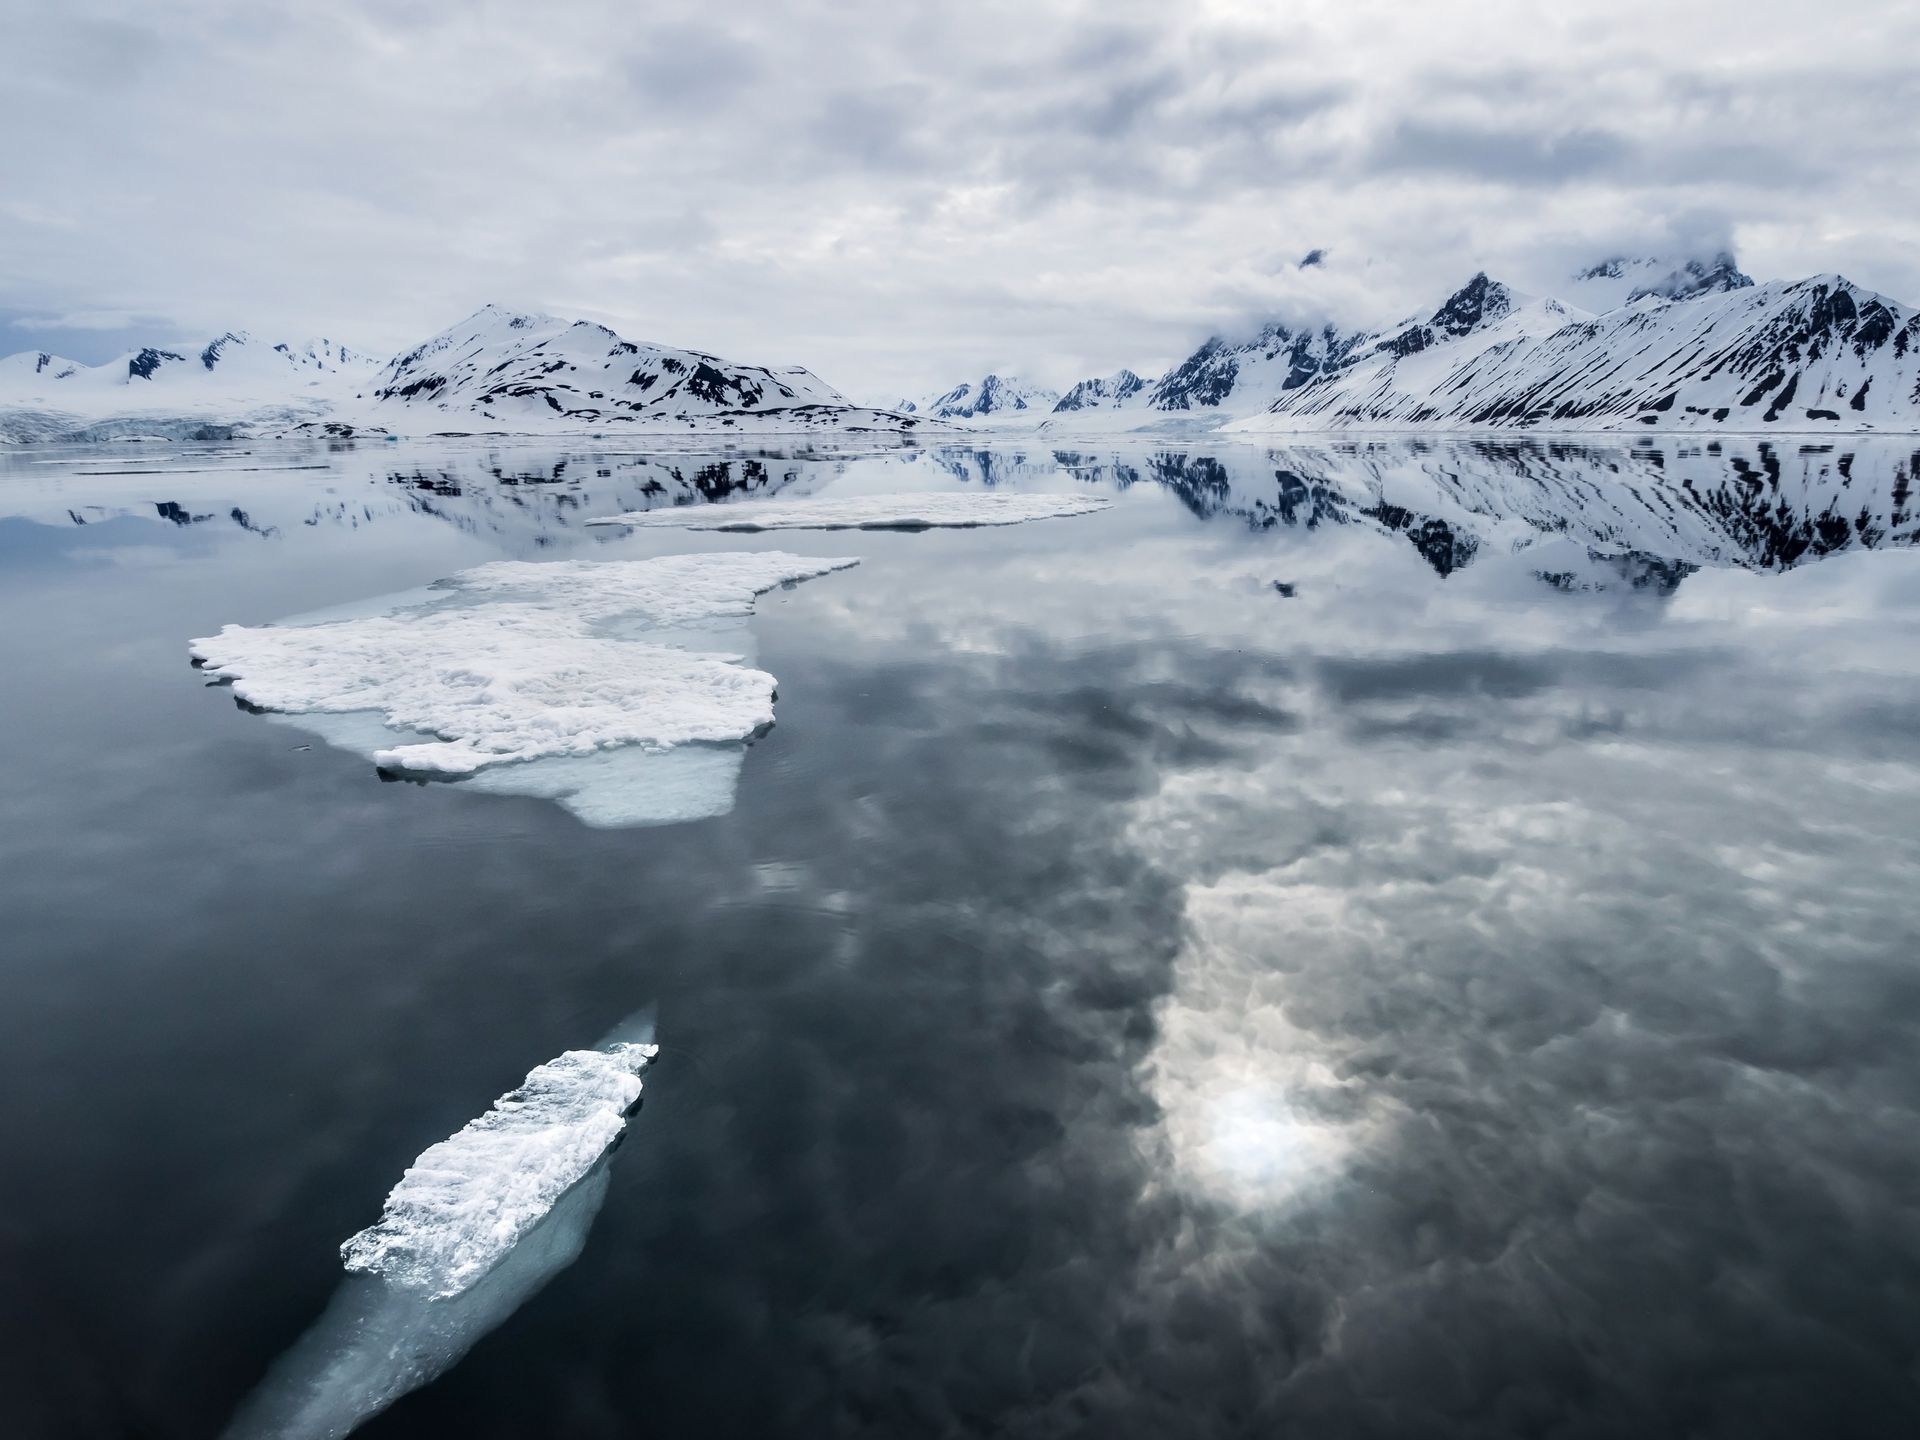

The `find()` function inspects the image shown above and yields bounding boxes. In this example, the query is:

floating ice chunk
[342,1040,660,1299]
[189,551,858,784]
[587,490,1112,531]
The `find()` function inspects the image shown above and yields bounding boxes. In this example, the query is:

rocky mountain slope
[1053,369,1146,411]
[1236,274,1918,433]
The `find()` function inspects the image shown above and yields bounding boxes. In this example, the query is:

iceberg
[587,490,1112,531]
[189,551,857,823]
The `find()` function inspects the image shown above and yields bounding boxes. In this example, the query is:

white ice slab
[587,490,1111,531]
[341,1040,660,1299]
[189,552,857,818]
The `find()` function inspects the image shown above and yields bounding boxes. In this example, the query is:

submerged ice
[189,551,857,821]
[587,490,1112,531]
[225,1018,660,1440]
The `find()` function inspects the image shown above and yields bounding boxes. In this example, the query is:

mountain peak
[458,303,556,333]
[1431,273,1518,336]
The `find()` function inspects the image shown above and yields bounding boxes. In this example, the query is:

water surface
[2,435,1918,1437]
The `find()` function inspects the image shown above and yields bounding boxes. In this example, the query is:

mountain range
[896,375,1061,421]
[4,252,1917,442]
[0,307,927,443]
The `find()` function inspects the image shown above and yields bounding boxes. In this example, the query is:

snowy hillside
[1235,273,1920,433]
[0,330,380,441]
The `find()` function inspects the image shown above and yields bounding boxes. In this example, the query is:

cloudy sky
[4,0,1916,398]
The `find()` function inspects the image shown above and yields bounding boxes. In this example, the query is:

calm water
[2,436,1919,1438]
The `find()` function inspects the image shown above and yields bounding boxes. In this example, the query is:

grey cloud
[1368,119,1634,183]
[1,1,1917,398]
[623,21,765,103]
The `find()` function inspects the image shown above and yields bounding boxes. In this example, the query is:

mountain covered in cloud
[1034,256,1919,436]
[1564,251,1754,311]
[1236,273,1918,433]
[1045,274,1573,428]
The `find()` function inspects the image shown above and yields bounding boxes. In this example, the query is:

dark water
[2,436,1919,1438]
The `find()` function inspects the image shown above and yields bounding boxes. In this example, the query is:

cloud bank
[5,2,1917,402]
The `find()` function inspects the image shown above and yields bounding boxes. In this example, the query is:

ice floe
[342,1039,660,1298]
[587,490,1111,531]
[189,551,857,823]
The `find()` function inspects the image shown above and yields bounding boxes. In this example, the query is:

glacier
[189,551,858,823]
[586,491,1112,532]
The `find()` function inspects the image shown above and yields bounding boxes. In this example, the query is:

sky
[3,0,1917,400]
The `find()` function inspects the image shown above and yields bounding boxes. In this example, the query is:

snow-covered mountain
[1025,258,1920,436]
[5,331,375,396]
[1,307,924,442]
[0,330,382,442]
[0,351,86,381]
[1035,276,1567,432]
[1052,369,1147,412]
[1143,321,1357,417]
[8,259,1920,443]
[901,374,1060,422]
[368,305,912,433]
[1235,273,1919,433]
